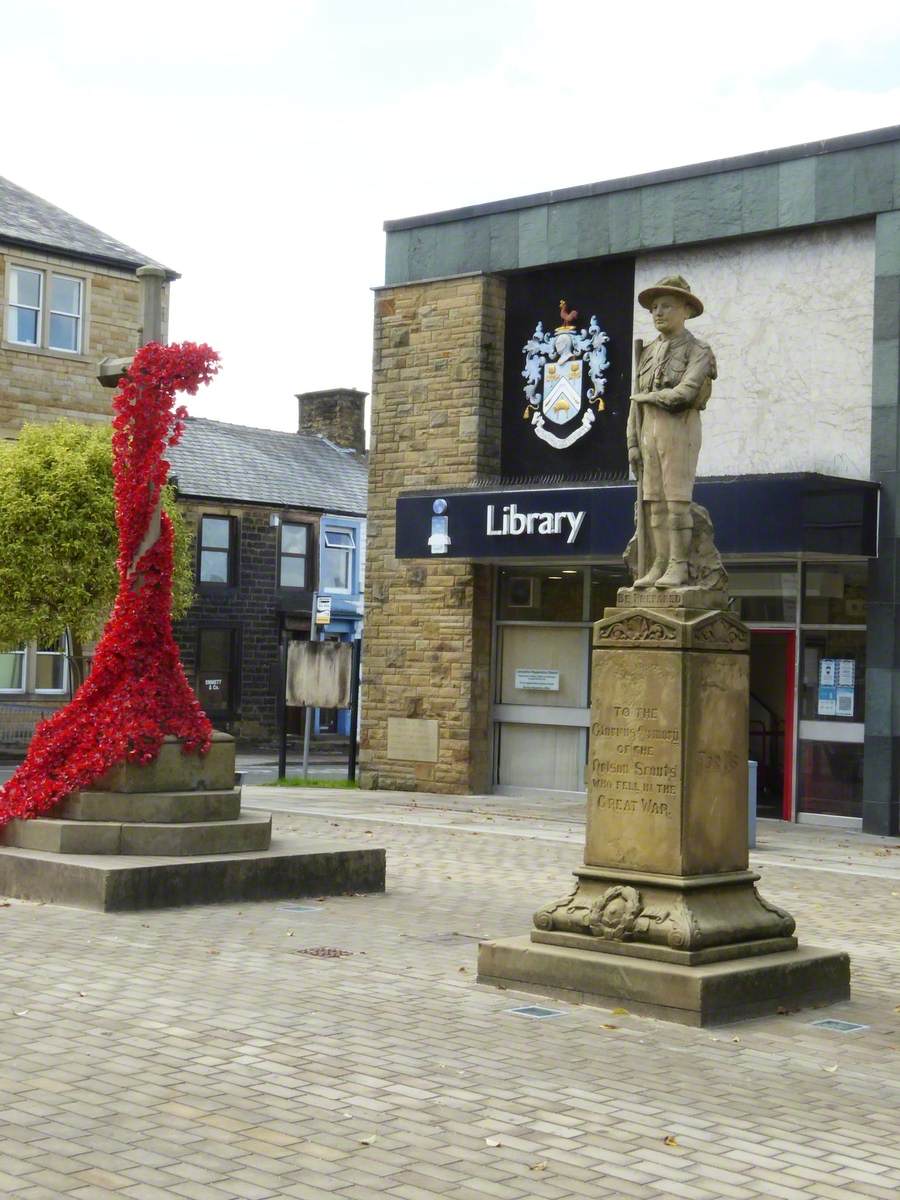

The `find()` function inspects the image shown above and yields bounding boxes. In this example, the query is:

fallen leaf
[13,1009,28,1016]
[485,1137,502,1147]
[823,1064,838,1073]
[610,1007,629,1016]
[458,967,468,973]
[601,1024,619,1030]
[529,1162,547,1172]
[208,950,219,956]
[286,930,294,937]
[776,1006,788,1015]
[894,1005,900,1014]
[663,1135,679,1147]
[731,1036,741,1043]
[358,1135,376,1146]
[0,901,12,907]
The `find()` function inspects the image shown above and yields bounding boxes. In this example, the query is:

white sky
[3,1,900,433]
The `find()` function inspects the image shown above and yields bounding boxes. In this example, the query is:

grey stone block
[2,812,272,856]
[673,177,710,244]
[477,936,850,1027]
[94,732,235,793]
[517,206,549,268]
[706,171,743,239]
[609,190,640,253]
[56,788,242,824]
[777,157,816,227]
[741,165,778,233]
[871,340,899,407]
[575,194,609,260]
[385,229,412,285]
[876,211,900,278]
[852,143,895,213]
[874,275,900,342]
[547,200,580,264]
[0,838,386,911]
[815,150,855,221]
[639,181,675,247]
[488,211,518,271]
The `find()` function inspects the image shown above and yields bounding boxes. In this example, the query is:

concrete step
[0,837,386,911]
[55,788,242,824]
[2,812,272,857]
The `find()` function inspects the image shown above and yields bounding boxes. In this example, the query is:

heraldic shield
[521,301,610,451]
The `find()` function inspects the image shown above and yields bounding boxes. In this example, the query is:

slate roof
[0,175,174,275]
[168,417,368,515]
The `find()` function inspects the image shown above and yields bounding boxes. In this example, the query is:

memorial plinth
[478,597,850,1025]
[0,733,385,911]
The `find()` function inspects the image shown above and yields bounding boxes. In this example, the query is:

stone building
[168,389,367,741]
[0,174,172,439]
[0,175,172,745]
[361,124,900,837]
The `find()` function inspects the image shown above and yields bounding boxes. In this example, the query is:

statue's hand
[628,447,641,474]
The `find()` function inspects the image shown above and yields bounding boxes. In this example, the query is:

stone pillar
[137,265,167,346]
[479,597,850,1025]
[864,210,900,836]
[360,273,505,794]
[296,387,367,455]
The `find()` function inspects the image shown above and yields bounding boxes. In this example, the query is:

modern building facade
[169,390,367,741]
[360,124,900,836]
[0,175,172,747]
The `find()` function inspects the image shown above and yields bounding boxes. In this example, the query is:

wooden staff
[632,338,646,579]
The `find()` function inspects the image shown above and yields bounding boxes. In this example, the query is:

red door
[748,630,796,821]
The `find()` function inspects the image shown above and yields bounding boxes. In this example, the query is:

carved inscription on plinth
[586,648,683,874]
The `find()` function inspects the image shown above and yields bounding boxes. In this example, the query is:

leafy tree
[0,421,194,676]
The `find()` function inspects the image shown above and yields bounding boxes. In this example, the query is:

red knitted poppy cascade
[0,342,219,825]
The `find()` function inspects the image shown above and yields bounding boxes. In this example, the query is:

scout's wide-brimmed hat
[638,274,703,317]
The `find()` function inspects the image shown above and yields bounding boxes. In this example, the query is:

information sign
[514,669,561,691]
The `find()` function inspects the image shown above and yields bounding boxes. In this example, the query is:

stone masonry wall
[297,388,367,456]
[1,246,161,440]
[360,273,505,793]
[174,501,322,741]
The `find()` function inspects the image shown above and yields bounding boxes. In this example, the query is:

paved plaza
[1,786,899,1200]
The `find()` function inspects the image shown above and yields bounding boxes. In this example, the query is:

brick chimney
[296,387,367,455]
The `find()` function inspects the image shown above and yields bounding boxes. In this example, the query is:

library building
[359,125,900,837]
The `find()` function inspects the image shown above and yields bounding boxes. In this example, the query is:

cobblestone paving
[1,788,899,1200]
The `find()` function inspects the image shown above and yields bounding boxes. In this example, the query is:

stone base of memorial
[478,596,850,1026]
[0,733,384,911]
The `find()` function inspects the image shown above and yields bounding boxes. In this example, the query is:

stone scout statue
[626,275,719,590]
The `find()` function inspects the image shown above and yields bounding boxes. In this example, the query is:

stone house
[168,389,368,742]
[0,174,173,746]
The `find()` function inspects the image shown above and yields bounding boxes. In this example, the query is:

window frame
[321,525,356,595]
[197,514,238,589]
[0,643,28,694]
[33,637,70,695]
[3,257,90,358]
[278,520,314,591]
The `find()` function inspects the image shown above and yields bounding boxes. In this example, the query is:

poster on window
[835,686,855,717]
[818,658,836,687]
[817,685,837,716]
[836,658,855,687]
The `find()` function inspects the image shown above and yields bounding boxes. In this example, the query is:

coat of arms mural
[521,300,610,450]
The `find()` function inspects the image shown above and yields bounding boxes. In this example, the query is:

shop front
[395,477,877,826]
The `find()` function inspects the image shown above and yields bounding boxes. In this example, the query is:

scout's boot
[633,511,669,588]
[655,524,692,588]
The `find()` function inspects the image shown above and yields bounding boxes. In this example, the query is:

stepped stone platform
[0,733,385,911]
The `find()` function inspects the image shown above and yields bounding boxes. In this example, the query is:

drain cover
[297,947,354,958]
[507,1005,565,1019]
[810,1018,868,1032]
[280,905,320,912]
